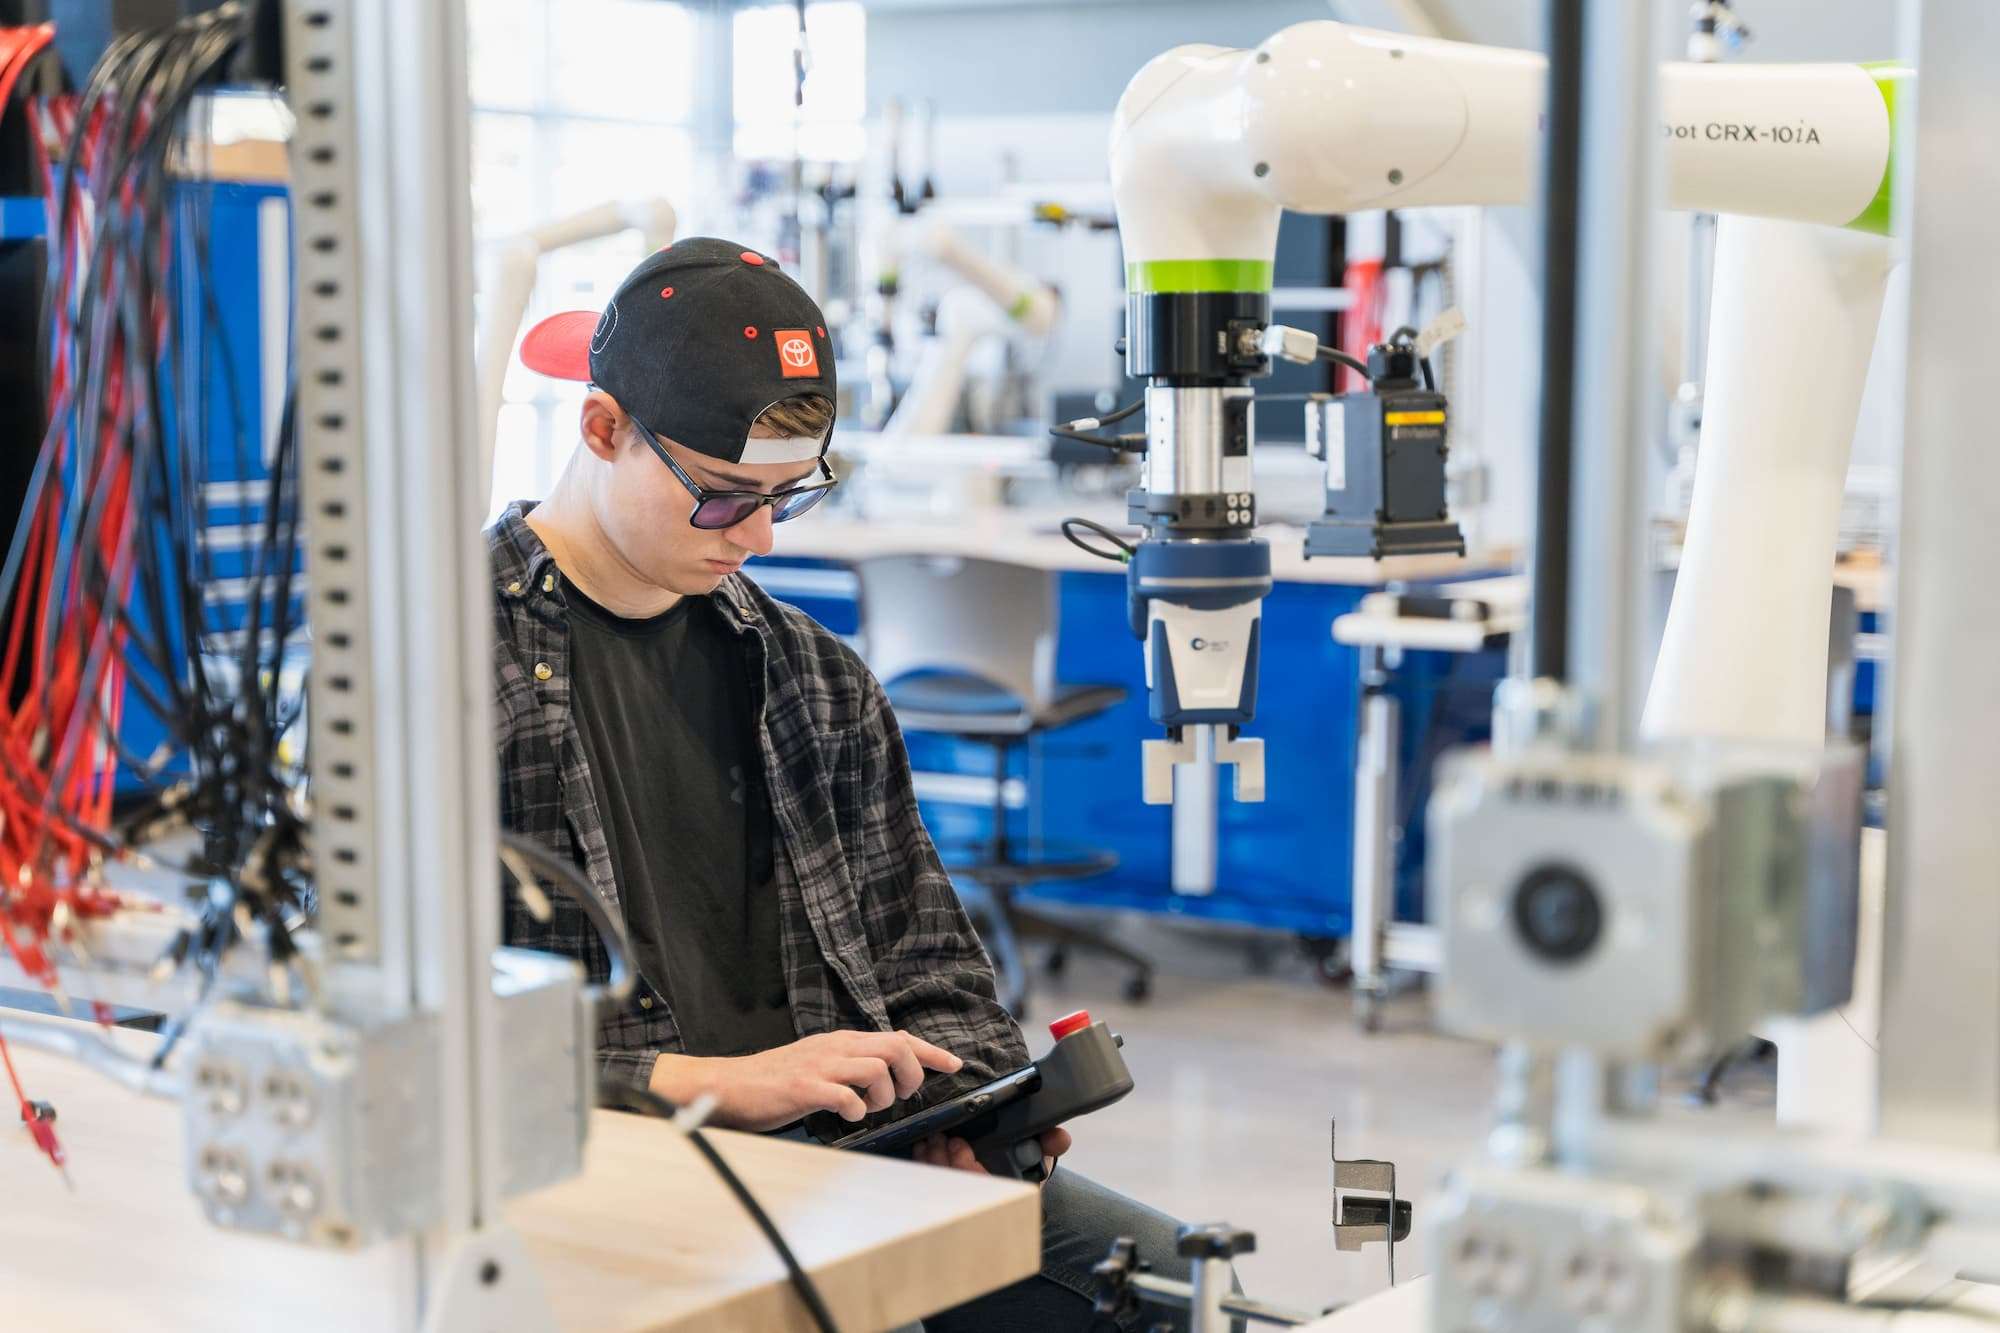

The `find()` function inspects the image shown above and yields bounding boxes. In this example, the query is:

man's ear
[579,391,624,461]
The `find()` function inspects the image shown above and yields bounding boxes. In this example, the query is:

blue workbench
[754,547,1510,945]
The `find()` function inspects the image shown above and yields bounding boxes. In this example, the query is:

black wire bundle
[21,2,310,999]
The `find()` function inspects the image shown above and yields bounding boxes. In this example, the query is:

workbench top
[778,503,1510,587]
[0,1025,1039,1332]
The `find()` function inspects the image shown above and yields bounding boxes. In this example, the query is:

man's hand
[649,1030,963,1133]
[912,1126,1073,1179]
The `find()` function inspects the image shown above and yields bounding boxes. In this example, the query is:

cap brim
[519,310,599,380]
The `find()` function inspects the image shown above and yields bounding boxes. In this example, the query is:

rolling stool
[855,554,1152,1016]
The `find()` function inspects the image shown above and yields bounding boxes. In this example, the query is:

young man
[490,237,1201,1330]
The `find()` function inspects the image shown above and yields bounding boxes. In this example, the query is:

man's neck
[524,476,682,619]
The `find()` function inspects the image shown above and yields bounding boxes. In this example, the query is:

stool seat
[856,554,1148,1016]
[886,673,1126,737]
[937,839,1117,887]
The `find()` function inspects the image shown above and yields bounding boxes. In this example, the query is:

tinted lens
[691,495,762,529]
[772,484,830,523]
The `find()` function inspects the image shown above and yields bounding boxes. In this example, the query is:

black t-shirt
[565,583,794,1059]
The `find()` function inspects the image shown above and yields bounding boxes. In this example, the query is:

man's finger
[901,1032,964,1075]
[1039,1127,1073,1158]
[831,1057,896,1113]
[869,1033,927,1097]
[944,1137,985,1173]
[817,1082,869,1122]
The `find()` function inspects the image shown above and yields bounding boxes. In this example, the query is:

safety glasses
[631,417,837,531]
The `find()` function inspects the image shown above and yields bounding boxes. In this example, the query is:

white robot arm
[474,197,678,496]
[1109,19,1907,802]
[881,218,1062,436]
[1114,23,1893,270]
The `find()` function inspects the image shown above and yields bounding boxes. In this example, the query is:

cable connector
[1260,323,1321,366]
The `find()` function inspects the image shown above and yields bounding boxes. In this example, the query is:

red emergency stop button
[1049,1010,1093,1041]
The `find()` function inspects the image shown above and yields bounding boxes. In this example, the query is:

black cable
[1065,399,1143,428]
[1315,344,1374,381]
[1531,0,1585,683]
[605,1083,843,1333]
[1059,518,1137,565]
[1048,427,1145,453]
[1049,400,1146,453]
[498,830,635,1013]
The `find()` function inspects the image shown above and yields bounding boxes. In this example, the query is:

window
[467,0,867,513]
[732,2,866,165]
[467,0,699,514]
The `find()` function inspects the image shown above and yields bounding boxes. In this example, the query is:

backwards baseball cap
[519,236,837,466]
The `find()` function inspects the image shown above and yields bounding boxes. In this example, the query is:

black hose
[498,831,635,1014]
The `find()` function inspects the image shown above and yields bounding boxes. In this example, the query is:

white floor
[1011,913,1497,1319]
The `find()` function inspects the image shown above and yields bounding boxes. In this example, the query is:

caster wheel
[1299,936,1352,987]
[1124,973,1152,1003]
[1245,937,1279,975]
[1045,947,1068,978]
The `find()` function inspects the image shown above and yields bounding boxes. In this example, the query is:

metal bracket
[420,1224,557,1333]
[1332,1120,1409,1284]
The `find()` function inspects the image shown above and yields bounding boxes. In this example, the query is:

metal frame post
[291,0,514,1308]
[1562,0,1670,753]
[1349,644,1398,1029]
[1878,0,2000,1150]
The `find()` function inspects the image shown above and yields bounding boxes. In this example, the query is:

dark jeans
[918,1166,1226,1333]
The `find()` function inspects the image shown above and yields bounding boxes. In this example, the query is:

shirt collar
[492,499,759,633]
[492,501,560,600]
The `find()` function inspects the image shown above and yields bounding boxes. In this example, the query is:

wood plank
[517,1108,1040,1332]
[1297,1277,1430,1330]
[0,1026,1039,1332]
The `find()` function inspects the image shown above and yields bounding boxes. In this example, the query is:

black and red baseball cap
[520,236,837,467]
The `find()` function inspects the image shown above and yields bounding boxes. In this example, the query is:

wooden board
[0,1027,1039,1332]
[518,1105,1039,1332]
[1298,1278,1430,1330]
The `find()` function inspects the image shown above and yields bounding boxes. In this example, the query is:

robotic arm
[475,197,678,497]
[881,218,1061,436]
[1110,19,1906,803]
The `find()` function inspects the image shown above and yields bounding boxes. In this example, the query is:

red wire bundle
[0,90,133,996]
[0,8,279,1179]
[0,23,54,120]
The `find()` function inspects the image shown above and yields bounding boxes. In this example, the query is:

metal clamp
[1143,726,1265,805]
[1332,1120,1410,1283]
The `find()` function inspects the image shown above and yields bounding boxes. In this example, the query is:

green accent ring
[1126,259,1274,295]
[1849,62,1913,237]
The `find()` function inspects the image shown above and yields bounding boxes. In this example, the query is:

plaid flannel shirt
[488,503,1028,1136]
